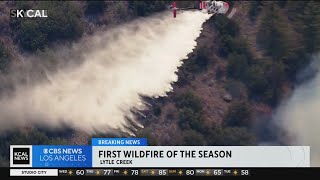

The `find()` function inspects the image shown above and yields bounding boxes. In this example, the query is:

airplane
[169,1,237,19]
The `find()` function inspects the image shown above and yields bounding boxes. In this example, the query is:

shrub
[0,42,10,72]
[182,130,206,145]
[245,65,268,95]
[129,1,167,17]
[176,92,203,112]
[206,126,256,145]
[225,101,252,127]
[185,49,209,73]
[85,1,106,14]
[249,1,263,21]
[222,127,257,145]
[178,107,205,132]
[227,53,249,80]
[212,14,240,37]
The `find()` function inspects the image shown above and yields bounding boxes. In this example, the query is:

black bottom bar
[251,168,320,176]
[4,168,320,177]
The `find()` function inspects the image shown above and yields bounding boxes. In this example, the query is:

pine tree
[0,42,10,72]
[301,1,320,53]
[287,1,308,22]
[257,3,290,60]
[249,1,263,21]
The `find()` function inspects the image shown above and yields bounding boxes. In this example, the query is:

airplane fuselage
[201,1,229,15]
[171,1,233,18]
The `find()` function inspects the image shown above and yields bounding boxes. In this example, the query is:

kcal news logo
[13,148,29,164]
[10,9,48,18]
[10,145,33,167]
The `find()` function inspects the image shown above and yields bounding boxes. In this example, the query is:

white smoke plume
[0,11,211,134]
[274,55,320,166]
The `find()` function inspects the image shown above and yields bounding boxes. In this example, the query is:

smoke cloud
[0,12,211,134]
[274,55,320,166]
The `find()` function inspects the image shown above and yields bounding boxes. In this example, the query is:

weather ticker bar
[10,168,320,177]
[10,168,249,176]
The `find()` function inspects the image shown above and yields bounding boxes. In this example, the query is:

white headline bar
[92,146,310,167]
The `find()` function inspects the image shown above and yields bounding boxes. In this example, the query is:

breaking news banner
[9,138,311,176]
[91,138,148,146]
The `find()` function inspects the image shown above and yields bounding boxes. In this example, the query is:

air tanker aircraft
[170,1,237,18]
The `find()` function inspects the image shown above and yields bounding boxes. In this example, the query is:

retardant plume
[274,55,320,166]
[0,11,211,134]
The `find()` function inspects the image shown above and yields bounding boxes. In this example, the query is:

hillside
[0,1,320,165]
[136,1,320,145]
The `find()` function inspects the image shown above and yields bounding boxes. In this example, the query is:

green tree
[48,138,67,145]
[135,128,159,145]
[194,50,209,72]
[245,65,268,95]
[222,127,256,145]
[227,53,249,80]
[12,1,84,51]
[300,1,320,53]
[0,155,8,167]
[0,42,10,72]
[282,48,307,77]
[263,88,281,106]
[224,80,248,101]
[257,4,290,60]
[287,1,308,22]
[179,107,205,132]
[263,61,285,105]
[267,1,312,77]
[85,1,106,14]
[134,2,147,16]
[212,14,240,37]
[249,1,263,21]
[230,37,252,60]
[217,34,233,57]
[12,129,51,145]
[182,130,206,145]
[15,1,32,9]
[152,105,162,116]
[225,101,252,127]
[176,92,205,132]
[16,20,48,51]
[205,126,226,145]
[175,92,203,112]
[206,126,256,145]
[129,1,167,17]
[278,1,288,8]
[39,1,84,41]
[185,49,209,73]
[218,36,252,59]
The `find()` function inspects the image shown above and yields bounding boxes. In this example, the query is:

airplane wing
[177,7,198,11]
[171,1,200,18]
[227,8,237,19]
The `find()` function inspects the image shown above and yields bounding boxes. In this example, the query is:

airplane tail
[199,1,205,10]
[173,2,177,18]
[202,1,206,9]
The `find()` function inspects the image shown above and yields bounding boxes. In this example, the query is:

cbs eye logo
[12,148,30,165]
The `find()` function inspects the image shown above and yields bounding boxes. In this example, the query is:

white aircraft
[170,1,237,19]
